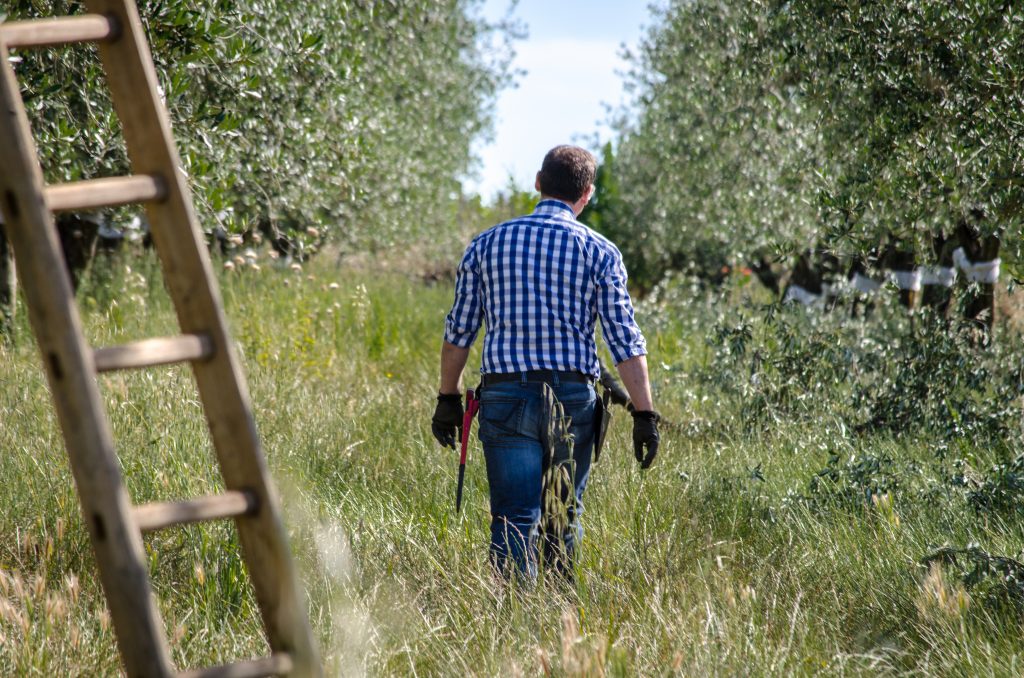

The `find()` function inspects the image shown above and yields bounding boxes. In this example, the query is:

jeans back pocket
[479,397,526,441]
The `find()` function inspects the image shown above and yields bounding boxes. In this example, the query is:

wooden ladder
[0,3,322,677]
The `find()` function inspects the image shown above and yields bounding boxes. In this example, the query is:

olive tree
[1,0,515,333]
[607,0,1023,288]
[605,0,822,289]
[765,0,1024,255]
[4,2,513,231]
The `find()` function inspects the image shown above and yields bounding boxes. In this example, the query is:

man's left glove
[431,392,464,449]
[631,410,660,469]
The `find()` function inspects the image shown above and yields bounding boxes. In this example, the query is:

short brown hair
[537,145,596,203]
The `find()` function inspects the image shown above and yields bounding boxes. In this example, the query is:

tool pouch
[593,387,612,463]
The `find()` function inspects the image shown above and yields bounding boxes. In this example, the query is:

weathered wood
[0,14,116,49]
[45,174,166,212]
[93,333,213,372]
[85,1,321,674]
[0,32,175,678]
[134,490,257,532]
[178,654,294,678]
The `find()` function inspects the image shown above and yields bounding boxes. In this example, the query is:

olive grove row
[0,0,518,335]
[4,0,515,249]
[592,0,1023,292]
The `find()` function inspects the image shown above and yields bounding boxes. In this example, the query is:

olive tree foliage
[604,1,822,288]
[607,0,1023,287]
[766,0,1024,256]
[4,0,516,251]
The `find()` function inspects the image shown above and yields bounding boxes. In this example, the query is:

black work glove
[431,393,463,449]
[631,410,660,469]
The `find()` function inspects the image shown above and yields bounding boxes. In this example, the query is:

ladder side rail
[0,38,174,678]
[82,2,321,675]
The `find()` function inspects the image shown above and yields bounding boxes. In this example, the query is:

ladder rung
[93,334,214,373]
[0,14,118,49]
[44,174,166,212]
[178,654,294,678]
[134,490,259,533]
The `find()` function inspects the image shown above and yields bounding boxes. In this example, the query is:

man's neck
[539,194,583,217]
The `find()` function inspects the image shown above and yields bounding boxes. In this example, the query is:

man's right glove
[431,392,464,449]
[631,410,660,469]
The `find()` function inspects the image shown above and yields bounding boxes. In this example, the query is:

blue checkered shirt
[444,199,647,377]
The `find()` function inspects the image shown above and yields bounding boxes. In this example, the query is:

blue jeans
[477,377,596,581]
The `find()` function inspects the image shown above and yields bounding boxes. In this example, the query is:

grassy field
[2,250,1024,676]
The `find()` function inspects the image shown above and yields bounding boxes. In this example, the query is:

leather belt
[481,370,594,387]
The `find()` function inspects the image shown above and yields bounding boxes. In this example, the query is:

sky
[465,1,656,199]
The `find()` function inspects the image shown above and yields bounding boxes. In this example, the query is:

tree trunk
[954,220,1000,337]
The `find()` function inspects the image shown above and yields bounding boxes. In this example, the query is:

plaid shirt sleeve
[596,244,647,364]
[443,239,483,348]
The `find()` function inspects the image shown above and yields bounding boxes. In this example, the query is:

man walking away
[432,145,659,582]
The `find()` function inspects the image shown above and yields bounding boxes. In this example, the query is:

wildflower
[290,263,302,272]
[249,263,261,272]
[233,255,245,267]
[194,564,206,586]
[252,232,263,245]
[223,261,235,271]
[329,282,340,290]
[306,227,319,238]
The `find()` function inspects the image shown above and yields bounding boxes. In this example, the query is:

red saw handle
[456,389,479,514]
[459,389,479,464]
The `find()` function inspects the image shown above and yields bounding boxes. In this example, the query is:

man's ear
[535,173,542,192]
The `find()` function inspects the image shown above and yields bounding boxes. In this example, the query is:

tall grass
[1,252,1023,676]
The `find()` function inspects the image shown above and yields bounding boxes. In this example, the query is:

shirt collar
[533,199,575,218]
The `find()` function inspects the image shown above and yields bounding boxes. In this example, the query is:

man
[432,145,659,581]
